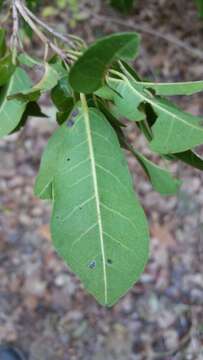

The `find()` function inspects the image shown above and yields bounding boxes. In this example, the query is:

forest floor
[0,1,203,359]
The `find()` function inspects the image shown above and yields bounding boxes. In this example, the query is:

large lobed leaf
[36,107,149,306]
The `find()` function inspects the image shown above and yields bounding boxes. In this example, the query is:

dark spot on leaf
[67,158,70,161]
[88,260,96,269]
[72,109,79,117]
[107,259,113,265]
[67,119,75,127]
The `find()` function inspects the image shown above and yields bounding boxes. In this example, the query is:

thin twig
[94,14,203,60]
[10,0,19,63]
[14,0,71,61]
[21,2,81,50]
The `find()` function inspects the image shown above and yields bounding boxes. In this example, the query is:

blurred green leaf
[110,0,134,13]
[0,28,6,58]
[195,0,203,18]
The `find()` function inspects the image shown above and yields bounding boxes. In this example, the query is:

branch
[14,0,72,61]
[10,0,19,63]
[94,14,203,61]
[21,2,85,49]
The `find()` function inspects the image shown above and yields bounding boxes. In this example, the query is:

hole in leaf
[88,260,96,269]
[107,259,113,265]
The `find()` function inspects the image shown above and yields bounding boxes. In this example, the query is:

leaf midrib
[139,80,203,87]
[82,102,108,304]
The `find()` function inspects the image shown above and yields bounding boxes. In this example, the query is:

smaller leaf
[130,147,181,195]
[69,32,140,93]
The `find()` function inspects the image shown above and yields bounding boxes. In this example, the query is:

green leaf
[139,80,203,96]
[130,148,181,195]
[110,0,134,13]
[0,53,16,87]
[196,0,203,18]
[109,78,203,153]
[10,63,60,101]
[34,125,66,200]
[0,68,32,137]
[69,32,140,93]
[174,150,203,171]
[0,28,6,58]
[51,107,149,306]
